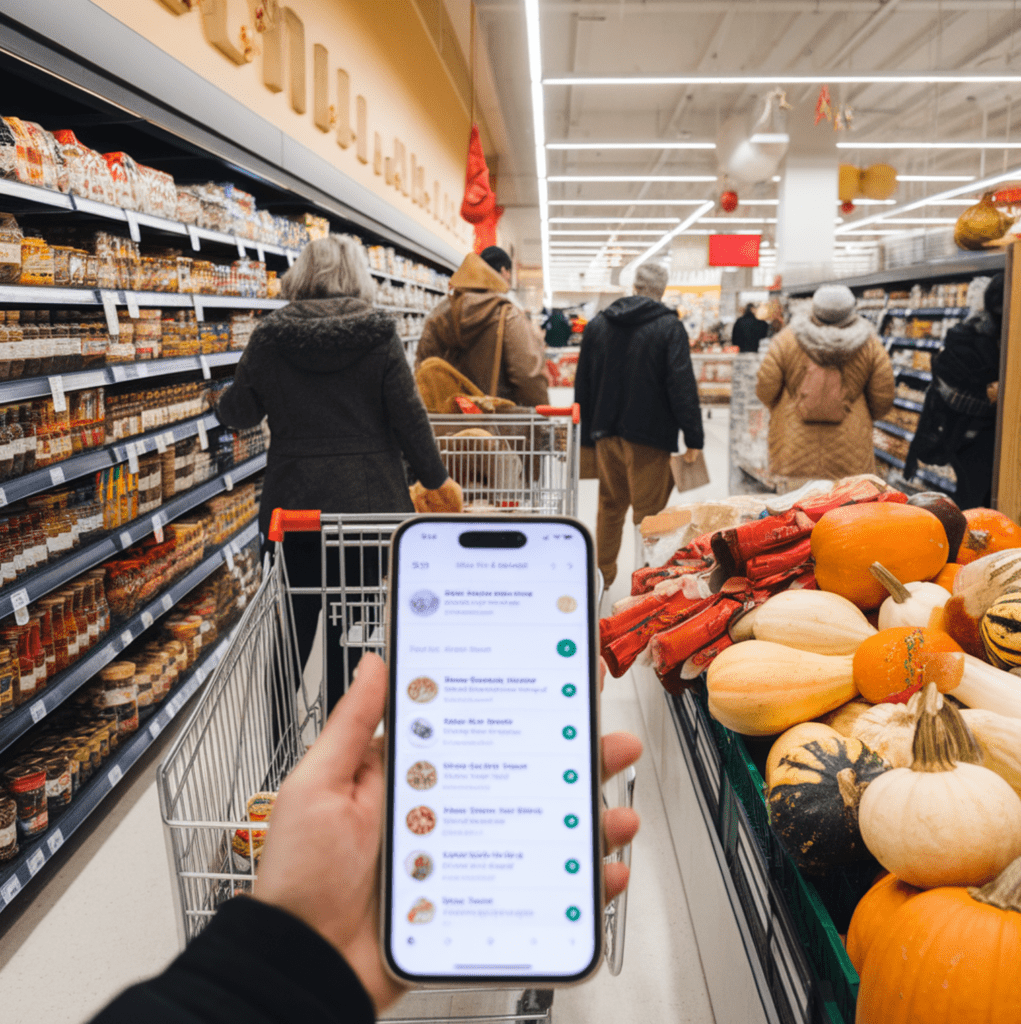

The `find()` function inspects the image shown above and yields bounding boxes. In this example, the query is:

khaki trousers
[595,437,673,587]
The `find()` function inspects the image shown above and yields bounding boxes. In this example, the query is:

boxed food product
[52,131,118,204]
[135,164,178,220]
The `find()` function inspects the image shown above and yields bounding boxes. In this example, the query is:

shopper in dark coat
[88,655,644,1024]
[216,235,459,706]
[905,272,1003,509]
[732,303,769,353]
[575,262,704,586]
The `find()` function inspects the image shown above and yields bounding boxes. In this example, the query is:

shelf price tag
[26,848,46,877]
[120,630,133,648]
[187,225,201,252]
[49,466,65,486]
[223,473,234,492]
[111,365,127,383]
[199,355,211,380]
[135,362,148,378]
[100,291,120,335]
[125,292,140,320]
[152,513,165,544]
[11,588,30,626]
[225,547,235,571]
[155,432,168,454]
[161,593,174,613]
[196,420,209,451]
[1,875,22,905]
[126,442,140,476]
[46,829,63,856]
[141,611,154,630]
[286,251,295,267]
[149,719,162,740]
[119,530,133,550]
[107,765,123,789]
[193,297,204,323]
[29,700,46,724]
[256,244,265,263]
[125,210,141,243]
[235,236,247,258]
[49,376,67,413]
[0,488,6,508]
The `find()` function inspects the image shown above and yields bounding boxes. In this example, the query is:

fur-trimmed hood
[252,297,396,373]
[788,309,874,367]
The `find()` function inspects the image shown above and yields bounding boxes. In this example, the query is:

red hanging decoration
[841,200,856,214]
[814,85,833,126]
[720,190,739,213]
[460,124,496,225]
[473,205,505,254]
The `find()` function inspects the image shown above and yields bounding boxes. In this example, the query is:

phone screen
[384,517,601,984]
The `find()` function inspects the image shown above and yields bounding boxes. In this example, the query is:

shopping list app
[387,519,599,979]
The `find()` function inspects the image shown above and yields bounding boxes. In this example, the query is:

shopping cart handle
[268,508,322,542]
[536,402,581,425]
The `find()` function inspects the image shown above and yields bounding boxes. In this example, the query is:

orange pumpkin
[812,504,949,610]
[852,626,964,704]
[931,562,962,593]
[846,872,921,973]
[855,857,1021,1024]
[956,507,1021,565]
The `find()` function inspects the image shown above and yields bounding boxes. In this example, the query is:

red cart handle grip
[268,509,321,542]
[536,403,581,425]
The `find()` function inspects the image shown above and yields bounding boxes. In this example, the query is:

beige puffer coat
[755,315,895,480]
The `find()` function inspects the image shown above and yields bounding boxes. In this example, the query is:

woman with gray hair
[216,234,460,705]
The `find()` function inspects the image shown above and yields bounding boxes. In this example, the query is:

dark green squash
[908,492,968,563]
[767,736,889,875]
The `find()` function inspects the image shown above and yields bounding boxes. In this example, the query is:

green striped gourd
[982,590,1021,669]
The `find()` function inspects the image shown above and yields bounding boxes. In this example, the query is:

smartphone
[382,516,602,985]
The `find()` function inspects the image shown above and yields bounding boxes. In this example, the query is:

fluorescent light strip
[839,141,1021,149]
[836,163,1021,234]
[619,201,716,279]
[699,217,777,224]
[547,141,715,150]
[897,175,975,182]
[549,175,718,183]
[550,229,673,235]
[879,218,958,224]
[544,73,1021,86]
[548,199,716,206]
[524,0,550,307]
[549,217,683,223]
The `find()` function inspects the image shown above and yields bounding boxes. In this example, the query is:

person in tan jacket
[415,252,549,406]
[756,285,895,480]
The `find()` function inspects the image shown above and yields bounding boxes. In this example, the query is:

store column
[775,102,838,285]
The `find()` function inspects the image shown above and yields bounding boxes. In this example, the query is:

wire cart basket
[159,509,634,1024]
[428,404,581,516]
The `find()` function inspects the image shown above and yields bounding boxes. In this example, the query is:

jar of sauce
[4,763,47,838]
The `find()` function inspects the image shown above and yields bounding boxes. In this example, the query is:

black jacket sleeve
[382,336,449,489]
[574,321,598,448]
[89,897,376,1024]
[215,346,266,429]
[664,323,704,450]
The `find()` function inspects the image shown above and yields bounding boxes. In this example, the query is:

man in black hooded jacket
[575,261,704,588]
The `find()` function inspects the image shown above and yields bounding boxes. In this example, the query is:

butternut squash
[750,589,876,655]
[706,640,857,736]
[948,654,1021,719]
[960,707,1021,798]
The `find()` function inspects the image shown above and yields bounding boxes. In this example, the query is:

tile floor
[0,407,731,1024]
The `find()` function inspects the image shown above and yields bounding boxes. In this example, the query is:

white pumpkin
[870,561,949,631]
[849,692,925,768]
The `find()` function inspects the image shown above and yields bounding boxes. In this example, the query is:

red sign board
[708,234,761,267]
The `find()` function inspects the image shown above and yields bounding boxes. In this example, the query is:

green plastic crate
[674,685,869,1024]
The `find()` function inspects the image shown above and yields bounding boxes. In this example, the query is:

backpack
[795,359,848,424]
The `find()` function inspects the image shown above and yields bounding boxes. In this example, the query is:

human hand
[255,654,641,1010]
[410,477,464,514]
[988,381,999,403]
[681,448,702,465]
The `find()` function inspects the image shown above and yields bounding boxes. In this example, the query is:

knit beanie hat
[812,284,857,327]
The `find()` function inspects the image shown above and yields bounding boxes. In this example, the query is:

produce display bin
[632,665,867,1024]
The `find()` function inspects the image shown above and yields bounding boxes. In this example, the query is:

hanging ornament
[239,25,259,62]
[253,3,276,32]
[720,190,739,213]
[815,85,834,126]
[841,201,856,215]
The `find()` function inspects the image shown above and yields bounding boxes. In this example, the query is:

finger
[603,862,630,905]
[602,732,642,782]
[313,652,389,784]
[603,806,640,855]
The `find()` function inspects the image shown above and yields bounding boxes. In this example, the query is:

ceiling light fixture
[749,133,790,145]
[698,217,777,224]
[544,73,1021,86]
[546,141,716,150]
[619,200,716,280]
[836,164,1021,234]
[896,174,975,182]
[549,175,718,183]
[550,229,673,235]
[548,199,717,206]
[523,0,550,306]
[838,141,1021,150]
[549,217,683,223]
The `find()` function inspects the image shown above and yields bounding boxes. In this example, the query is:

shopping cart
[159,510,634,1023]
[428,405,580,516]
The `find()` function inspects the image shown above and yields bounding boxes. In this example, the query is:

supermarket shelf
[886,307,967,319]
[369,269,447,295]
[779,251,1005,296]
[0,284,286,311]
[0,411,221,509]
[376,304,431,316]
[0,351,243,404]
[0,519,257,758]
[0,617,244,913]
[895,368,933,383]
[875,448,955,492]
[0,452,266,622]
[0,178,301,261]
[893,397,925,413]
[885,336,943,351]
[875,420,914,441]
